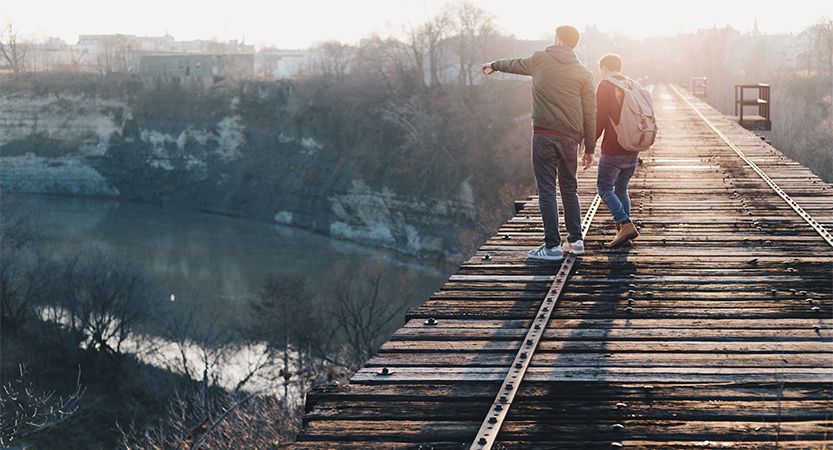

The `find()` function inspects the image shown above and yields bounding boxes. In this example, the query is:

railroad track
[292,85,833,448]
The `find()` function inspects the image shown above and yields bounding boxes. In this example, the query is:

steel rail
[670,85,833,248]
[470,194,602,450]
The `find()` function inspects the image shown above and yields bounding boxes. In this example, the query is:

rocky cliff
[0,74,533,259]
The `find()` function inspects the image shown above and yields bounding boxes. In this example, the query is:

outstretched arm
[482,54,535,76]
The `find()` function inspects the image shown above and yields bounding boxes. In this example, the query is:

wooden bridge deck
[291,85,833,448]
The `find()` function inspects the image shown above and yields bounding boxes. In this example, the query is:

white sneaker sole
[527,252,564,261]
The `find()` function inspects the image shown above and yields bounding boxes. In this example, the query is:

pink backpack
[605,76,657,152]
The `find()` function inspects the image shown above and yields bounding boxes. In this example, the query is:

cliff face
[0,76,532,259]
[0,94,123,195]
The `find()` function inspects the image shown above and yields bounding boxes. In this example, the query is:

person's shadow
[523,241,639,445]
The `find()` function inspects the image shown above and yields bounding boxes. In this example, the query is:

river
[3,193,457,340]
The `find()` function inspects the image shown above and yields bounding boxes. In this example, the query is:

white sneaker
[527,244,564,261]
[562,240,585,255]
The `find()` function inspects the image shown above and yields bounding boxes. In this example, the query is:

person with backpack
[595,53,657,248]
[481,25,596,261]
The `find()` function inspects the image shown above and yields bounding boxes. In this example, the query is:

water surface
[4,193,456,337]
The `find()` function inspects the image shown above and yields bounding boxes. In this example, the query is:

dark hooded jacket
[491,46,597,153]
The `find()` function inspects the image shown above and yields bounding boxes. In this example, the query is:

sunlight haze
[3,0,830,48]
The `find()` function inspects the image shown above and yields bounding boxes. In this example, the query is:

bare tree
[355,35,417,95]
[408,11,452,87]
[0,365,85,446]
[327,264,409,369]
[810,19,833,75]
[66,45,86,72]
[119,384,295,450]
[448,2,496,86]
[251,275,321,408]
[0,200,46,330]
[164,307,236,388]
[0,22,28,73]
[94,35,133,75]
[57,247,152,360]
[809,18,833,102]
[310,41,353,80]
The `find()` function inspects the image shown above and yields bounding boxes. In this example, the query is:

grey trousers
[532,133,582,247]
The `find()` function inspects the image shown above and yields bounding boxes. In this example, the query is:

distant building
[165,39,255,55]
[75,34,153,73]
[139,53,254,88]
[73,34,254,75]
[255,49,310,79]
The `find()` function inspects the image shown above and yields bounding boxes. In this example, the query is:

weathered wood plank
[293,84,833,447]
[366,352,833,368]
[351,366,833,383]
[379,340,833,353]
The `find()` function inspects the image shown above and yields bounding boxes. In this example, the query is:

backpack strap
[603,76,634,91]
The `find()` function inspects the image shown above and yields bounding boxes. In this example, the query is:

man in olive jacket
[482,25,596,261]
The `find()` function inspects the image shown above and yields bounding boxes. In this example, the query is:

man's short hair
[599,53,623,72]
[556,26,580,49]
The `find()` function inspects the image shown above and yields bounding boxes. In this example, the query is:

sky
[2,0,830,49]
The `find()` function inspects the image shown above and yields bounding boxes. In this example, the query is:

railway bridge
[291,85,833,448]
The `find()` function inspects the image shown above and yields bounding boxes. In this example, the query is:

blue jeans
[597,153,638,224]
[532,133,582,247]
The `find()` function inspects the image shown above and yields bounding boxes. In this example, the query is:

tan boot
[608,222,639,248]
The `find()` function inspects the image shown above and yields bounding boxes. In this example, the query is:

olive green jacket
[492,46,597,153]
